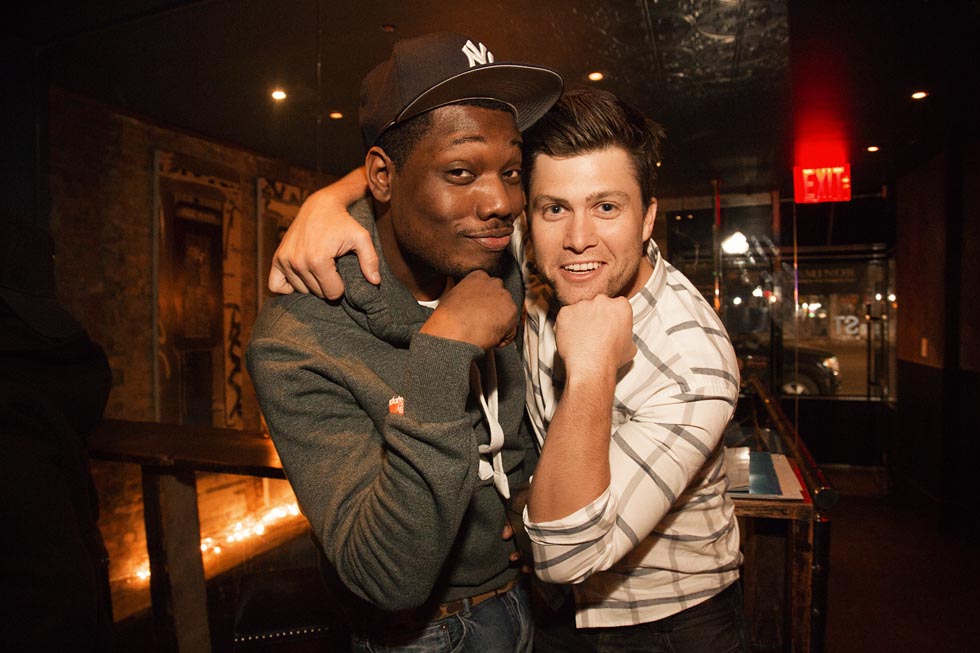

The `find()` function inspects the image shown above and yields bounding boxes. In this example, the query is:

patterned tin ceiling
[10,0,979,198]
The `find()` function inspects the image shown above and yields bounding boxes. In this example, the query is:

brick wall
[47,87,333,620]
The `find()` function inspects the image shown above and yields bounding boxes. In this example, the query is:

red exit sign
[794,164,852,203]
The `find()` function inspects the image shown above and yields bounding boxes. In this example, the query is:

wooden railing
[88,420,284,652]
[90,387,836,653]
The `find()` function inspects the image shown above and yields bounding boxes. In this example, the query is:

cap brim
[0,288,83,340]
[396,63,563,133]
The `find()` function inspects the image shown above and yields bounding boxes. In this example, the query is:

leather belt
[429,578,519,621]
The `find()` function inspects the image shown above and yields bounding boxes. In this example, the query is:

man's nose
[564,213,597,252]
[475,176,517,221]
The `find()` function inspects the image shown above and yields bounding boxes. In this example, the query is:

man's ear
[365,146,394,203]
[642,197,657,242]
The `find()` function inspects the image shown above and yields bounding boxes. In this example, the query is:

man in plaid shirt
[517,88,746,652]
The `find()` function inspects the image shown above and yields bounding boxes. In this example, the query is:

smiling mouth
[465,225,514,238]
[562,262,603,272]
[464,223,513,247]
[468,232,512,251]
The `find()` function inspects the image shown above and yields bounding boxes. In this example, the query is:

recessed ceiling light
[867,145,880,152]
[587,71,604,82]
[911,90,928,100]
[328,111,343,120]
[271,89,287,101]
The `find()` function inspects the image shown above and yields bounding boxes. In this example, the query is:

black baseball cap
[359,31,563,147]
[0,213,83,340]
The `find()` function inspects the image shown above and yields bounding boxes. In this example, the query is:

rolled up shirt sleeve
[524,383,736,585]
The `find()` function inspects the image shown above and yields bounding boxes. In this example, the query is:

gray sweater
[246,200,535,612]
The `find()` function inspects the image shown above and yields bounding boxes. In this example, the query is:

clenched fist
[420,271,518,350]
[555,295,636,378]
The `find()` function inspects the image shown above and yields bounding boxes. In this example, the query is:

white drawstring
[471,351,510,499]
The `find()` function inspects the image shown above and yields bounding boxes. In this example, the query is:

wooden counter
[732,377,838,653]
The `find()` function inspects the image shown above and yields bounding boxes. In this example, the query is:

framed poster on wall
[153,150,244,428]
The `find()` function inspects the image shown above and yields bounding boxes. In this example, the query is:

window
[663,196,895,399]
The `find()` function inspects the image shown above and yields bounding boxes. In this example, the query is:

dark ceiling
[10,0,980,199]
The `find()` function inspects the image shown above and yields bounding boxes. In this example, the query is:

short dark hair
[375,99,516,170]
[375,111,434,170]
[522,88,665,208]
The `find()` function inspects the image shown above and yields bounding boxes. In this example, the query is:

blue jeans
[534,581,747,653]
[349,582,532,653]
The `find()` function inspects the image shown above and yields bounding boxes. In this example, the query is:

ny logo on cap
[461,40,495,67]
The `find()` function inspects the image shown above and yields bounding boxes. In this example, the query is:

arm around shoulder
[267,166,380,299]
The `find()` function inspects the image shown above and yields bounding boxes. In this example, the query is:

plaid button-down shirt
[516,219,743,628]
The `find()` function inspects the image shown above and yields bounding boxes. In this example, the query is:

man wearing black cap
[246,32,562,651]
[0,212,114,651]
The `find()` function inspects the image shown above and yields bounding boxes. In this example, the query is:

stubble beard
[546,257,642,307]
[402,246,508,286]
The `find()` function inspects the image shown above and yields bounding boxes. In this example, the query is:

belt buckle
[437,598,468,619]
[434,578,515,620]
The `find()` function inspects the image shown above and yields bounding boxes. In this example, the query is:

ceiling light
[587,71,604,82]
[271,89,286,101]
[866,145,880,152]
[328,111,343,120]
[911,90,928,100]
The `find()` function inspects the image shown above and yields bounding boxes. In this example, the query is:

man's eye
[544,205,564,216]
[596,202,621,217]
[447,168,474,181]
[503,168,522,182]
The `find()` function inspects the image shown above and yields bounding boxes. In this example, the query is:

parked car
[731,333,841,396]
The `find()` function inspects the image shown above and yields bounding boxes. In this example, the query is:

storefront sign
[797,262,863,294]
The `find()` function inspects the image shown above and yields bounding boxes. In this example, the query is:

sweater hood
[337,199,525,347]
[335,199,428,345]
